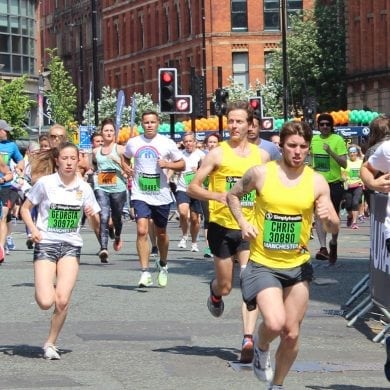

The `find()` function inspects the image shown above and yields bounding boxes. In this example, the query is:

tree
[82,87,162,128]
[0,75,36,139]
[45,48,77,128]
[266,4,346,117]
[218,77,280,118]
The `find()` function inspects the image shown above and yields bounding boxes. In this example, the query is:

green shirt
[310,133,347,183]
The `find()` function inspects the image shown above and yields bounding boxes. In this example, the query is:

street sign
[175,96,192,114]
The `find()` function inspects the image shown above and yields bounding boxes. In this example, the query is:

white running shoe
[155,259,168,287]
[178,237,187,248]
[253,338,273,383]
[191,243,199,252]
[138,271,153,287]
[43,344,61,360]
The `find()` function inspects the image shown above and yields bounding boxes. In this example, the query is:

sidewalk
[0,216,388,389]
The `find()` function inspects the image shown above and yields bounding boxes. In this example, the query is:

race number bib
[225,176,255,207]
[184,171,196,186]
[97,170,117,186]
[350,168,360,180]
[139,173,160,193]
[313,154,330,172]
[263,212,302,250]
[48,204,81,233]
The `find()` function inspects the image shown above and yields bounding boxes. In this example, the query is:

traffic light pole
[170,114,175,141]
[217,66,223,137]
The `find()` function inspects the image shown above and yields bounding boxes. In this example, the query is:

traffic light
[215,88,229,116]
[249,96,263,119]
[159,68,177,113]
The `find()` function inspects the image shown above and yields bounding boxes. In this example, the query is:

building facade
[40,0,104,122]
[345,0,390,113]
[0,0,38,128]
[102,0,311,115]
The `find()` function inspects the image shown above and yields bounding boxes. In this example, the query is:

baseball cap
[0,120,12,132]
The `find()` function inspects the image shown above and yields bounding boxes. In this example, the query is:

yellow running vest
[209,141,262,229]
[250,161,314,268]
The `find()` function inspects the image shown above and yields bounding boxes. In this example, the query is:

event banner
[370,193,390,309]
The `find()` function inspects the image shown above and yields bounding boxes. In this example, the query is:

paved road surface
[0,215,388,389]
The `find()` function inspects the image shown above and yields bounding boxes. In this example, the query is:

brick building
[39,0,312,119]
[345,0,390,113]
[102,0,314,115]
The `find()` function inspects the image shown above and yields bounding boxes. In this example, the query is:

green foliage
[218,77,280,117]
[45,49,78,128]
[265,5,346,116]
[82,87,162,128]
[0,75,36,139]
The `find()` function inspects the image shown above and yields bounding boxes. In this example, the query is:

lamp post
[91,0,99,126]
[281,0,288,121]
[69,23,85,123]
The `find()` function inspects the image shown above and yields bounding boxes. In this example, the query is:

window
[264,51,274,83]
[232,52,248,88]
[231,0,247,32]
[264,0,303,31]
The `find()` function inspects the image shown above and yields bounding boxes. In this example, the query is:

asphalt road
[0,215,388,390]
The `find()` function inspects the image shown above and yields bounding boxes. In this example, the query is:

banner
[370,193,390,309]
[115,90,125,137]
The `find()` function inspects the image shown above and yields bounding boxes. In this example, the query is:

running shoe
[98,249,109,263]
[240,335,254,363]
[155,259,168,287]
[4,243,9,255]
[207,280,224,317]
[315,247,329,261]
[178,236,187,248]
[253,337,273,382]
[191,243,199,252]
[346,215,353,227]
[267,385,284,390]
[43,344,61,360]
[6,236,15,250]
[113,237,123,251]
[204,247,212,258]
[150,246,158,257]
[351,223,359,230]
[358,214,366,223]
[138,271,153,287]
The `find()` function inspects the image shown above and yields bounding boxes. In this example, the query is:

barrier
[369,193,390,342]
[345,193,390,341]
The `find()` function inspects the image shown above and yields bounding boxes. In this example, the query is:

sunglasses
[319,122,331,127]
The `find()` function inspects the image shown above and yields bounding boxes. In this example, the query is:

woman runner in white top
[20,142,100,360]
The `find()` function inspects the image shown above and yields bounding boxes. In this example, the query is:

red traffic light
[161,71,174,84]
[249,97,261,111]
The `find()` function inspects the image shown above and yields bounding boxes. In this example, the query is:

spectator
[310,113,347,264]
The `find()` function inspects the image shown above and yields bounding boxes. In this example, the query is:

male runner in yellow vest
[227,121,340,389]
[188,101,269,363]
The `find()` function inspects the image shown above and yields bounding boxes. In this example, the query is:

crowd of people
[0,108,389,388]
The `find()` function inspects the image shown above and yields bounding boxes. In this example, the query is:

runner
[93,118,128,263]
[188,101,269,363]
[227,120,340,389]
[20,142,100,360]
[123,110,184,287]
